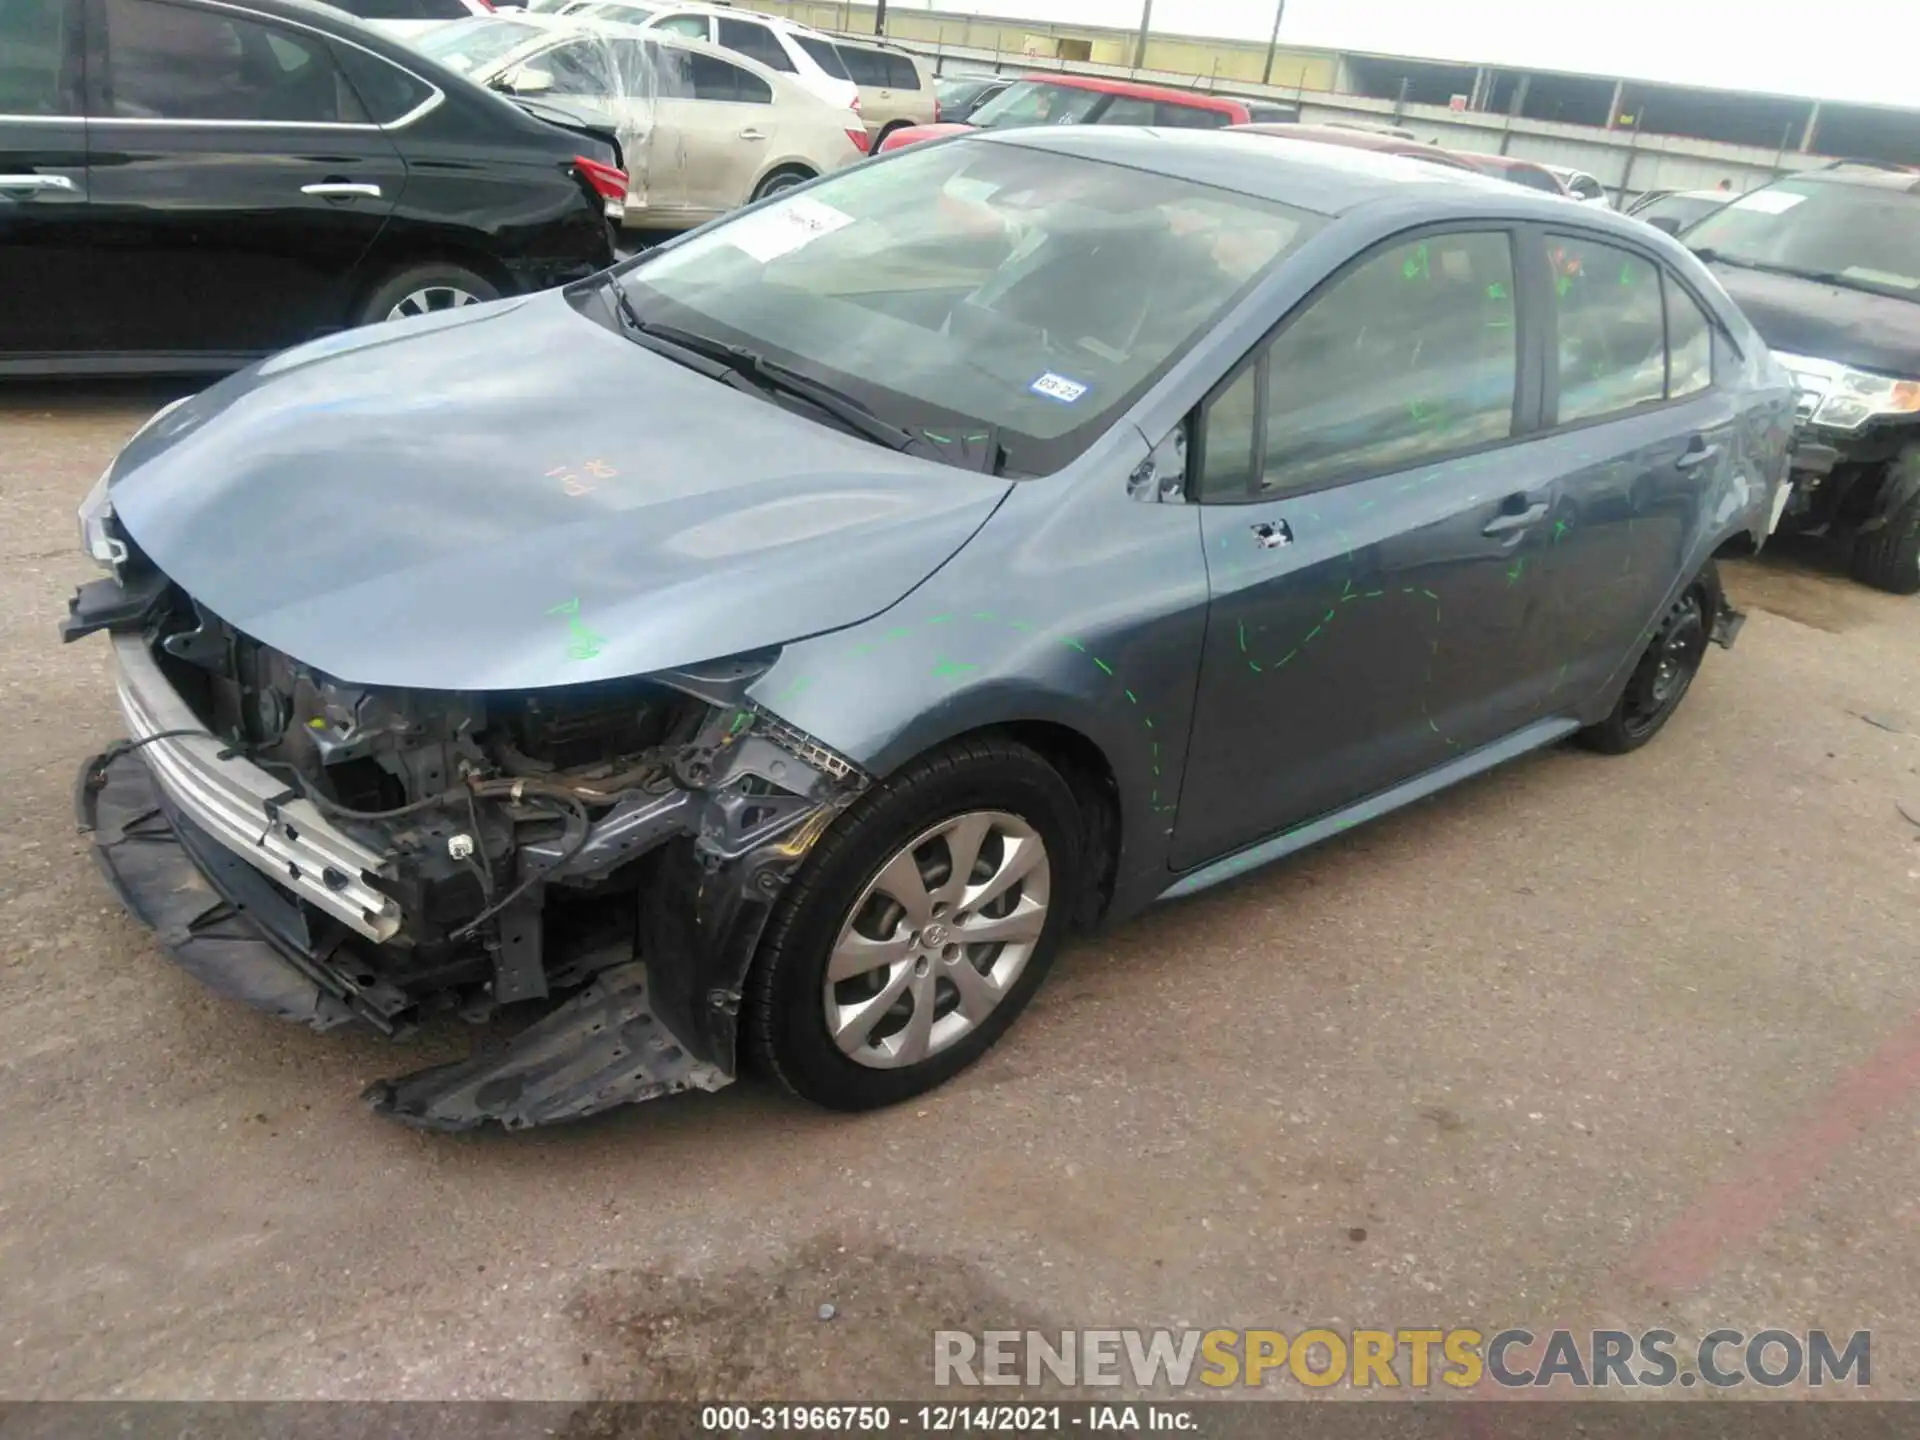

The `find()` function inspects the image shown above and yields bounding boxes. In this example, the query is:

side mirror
[495,66,554,96]
[1646,215,1682,236]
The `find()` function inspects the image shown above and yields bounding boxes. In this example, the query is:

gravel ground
[2,383,1917,1402]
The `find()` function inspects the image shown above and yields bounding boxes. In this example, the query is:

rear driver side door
[82,0,406,359]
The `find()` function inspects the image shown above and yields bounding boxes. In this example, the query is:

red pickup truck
[878,73,1259,153]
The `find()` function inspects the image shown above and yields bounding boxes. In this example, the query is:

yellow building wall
[752,2,1339,94]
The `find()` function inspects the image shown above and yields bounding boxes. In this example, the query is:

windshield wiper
[605,289,1007,473]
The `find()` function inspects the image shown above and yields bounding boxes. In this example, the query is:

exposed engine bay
[69,566,867,1131]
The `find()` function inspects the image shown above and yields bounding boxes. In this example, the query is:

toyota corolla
[65,129,1791,1130]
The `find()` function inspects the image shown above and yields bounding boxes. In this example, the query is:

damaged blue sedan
[66,128,1793,1129]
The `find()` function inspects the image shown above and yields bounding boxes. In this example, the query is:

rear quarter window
[331,42,433,122]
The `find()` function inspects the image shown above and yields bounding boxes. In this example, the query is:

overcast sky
[892,0,1919,109]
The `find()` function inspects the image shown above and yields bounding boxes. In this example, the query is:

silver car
[415,14,867,224]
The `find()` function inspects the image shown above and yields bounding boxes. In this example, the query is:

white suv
[605,4,860,114]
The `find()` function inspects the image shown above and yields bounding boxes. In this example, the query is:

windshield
[613,138,1320,473]
[414,16,545,72]
[1686,179,1920,296]
[967,80,1106,130]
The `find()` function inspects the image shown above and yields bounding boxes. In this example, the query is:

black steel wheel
[1577,577,1713,755]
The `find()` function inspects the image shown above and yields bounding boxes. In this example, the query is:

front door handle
[0,173,77,193]
[738,127,768,140]
[301,181,382,200]
[1675,440,1721,470]
[1482,500,1549,537]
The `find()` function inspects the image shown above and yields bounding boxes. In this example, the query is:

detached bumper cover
[78,746,359,1032]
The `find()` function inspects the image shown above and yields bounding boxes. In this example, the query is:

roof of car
[1232,122,1479,170]
[1797,165,1920,194]
[1011,72,1247,113]
[652,2,829,33]
[982,125,1577,218]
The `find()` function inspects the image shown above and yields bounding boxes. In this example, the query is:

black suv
[0,0,623,375]
[1684,164,1920,593]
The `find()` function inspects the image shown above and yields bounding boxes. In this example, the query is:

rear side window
[97,0,365,123]
[883,53,920,89]
[716,17,793,73]
[652,13,708,39]
[536,39,617,96]
[331,42,432,123]
[0,0,77,115]
[1098,96,1155,124]
[1154,101,1229,129]
[1548,235,1667,423]
[1199,230,1518,500]
[688,50,771,104]
[1665,278,1715,399]
[834,44,887,87]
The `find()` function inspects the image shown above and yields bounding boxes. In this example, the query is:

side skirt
[1157,717,1582,902]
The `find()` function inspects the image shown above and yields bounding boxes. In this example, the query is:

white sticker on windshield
[1731,190,1806,215]
[724,195,854,264]
[1030,372,1090,404]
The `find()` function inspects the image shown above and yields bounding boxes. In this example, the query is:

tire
[1576,568,1715,756]
[750,167,813,203]
[355,262,500,328]
[873,122,903,150]
[1848,459,1920,595]
[745,735,1082,1111]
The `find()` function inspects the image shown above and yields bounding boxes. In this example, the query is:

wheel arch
[350,243,517,319]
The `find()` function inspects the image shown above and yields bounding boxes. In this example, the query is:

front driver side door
[1173,226,1563,871]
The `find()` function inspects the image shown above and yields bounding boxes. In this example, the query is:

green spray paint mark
[924,432,952,445]
[1302,626,1322,643]
[1064,637,1087,653]
[1093,658,1114,676]
[1236,621,1248,653]
[1487,281,1508,300]
[1276,649,1298,668]
[548,597,606,661]
[972,611,996,621]
[1619,262,1636,286]
[1507,558,1526,586]
[1125,689,1139,704]
[1420,589,1440,601]
[1402,242,1431,281]
[1248,660,1262,674]
[1322,608,1336,623]
[1553,520,1570,543]
[728,711,752,737]
[931,659,977,679]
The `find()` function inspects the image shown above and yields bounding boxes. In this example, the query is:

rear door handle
[738,127,768,140]
[1482,500,1549,536]
[301,181,382,199]
[1675,440,1721,470]
[0,173,77,193]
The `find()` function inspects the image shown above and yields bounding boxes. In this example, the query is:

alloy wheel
[823,810,1051,1071]
[385,286,482,322]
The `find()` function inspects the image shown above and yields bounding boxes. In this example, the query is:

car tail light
[846,127,870,155]
[572,155,628,203]
[933,95,941,122]
[850,92,862,113]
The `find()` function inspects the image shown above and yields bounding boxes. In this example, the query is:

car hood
[1708,262,1920,375]
[109,289,1012,692]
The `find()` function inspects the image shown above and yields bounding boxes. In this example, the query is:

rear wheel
[1577,572,1714,755]
[746,736,1081,1111]
[355,262,499,327]
[1848,454,1920,594]
[750,167,814,203]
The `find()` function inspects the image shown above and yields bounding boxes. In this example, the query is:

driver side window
[1196,230,1518,501]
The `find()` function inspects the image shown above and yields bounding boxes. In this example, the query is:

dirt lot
[3,384,1918,1401]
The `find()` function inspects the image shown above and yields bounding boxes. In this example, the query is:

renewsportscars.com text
[933,1327,1871,1390]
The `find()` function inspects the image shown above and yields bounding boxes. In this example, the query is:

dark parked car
[933,71,1011,124]
[0,0,623,375]
[66,128,1789,1130]
[1628,189,1729,234]
[1681,165,1920,591]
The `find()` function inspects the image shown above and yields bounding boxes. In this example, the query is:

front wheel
[1849,478,1920,595]
[745,736,1082,1111]
[1576,571,1714,755]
